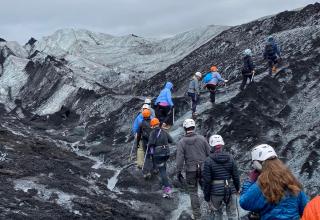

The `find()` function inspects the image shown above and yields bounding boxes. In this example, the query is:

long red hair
[258,158,302,203]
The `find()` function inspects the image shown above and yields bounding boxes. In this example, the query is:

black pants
[186,171,202,219]
[156,105,172,125]
[206,84,217,104]
[188,92,198,113]
[240,74,253,91]
[267,57,278,75]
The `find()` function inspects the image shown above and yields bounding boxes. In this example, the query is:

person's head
[243,48,252,56]
[210,66,218,72]
[194,71,202,80]
[142,109,151,119]
[164,82,173,91]
[183,119,195,133]
[141,104,150,112]
[267,35,274,43]
[209,135,225,152]
[144,98,152,105]
[150,118,160,128]
[251,144,302,203]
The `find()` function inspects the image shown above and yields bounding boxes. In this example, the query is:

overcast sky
[0,0,317,43]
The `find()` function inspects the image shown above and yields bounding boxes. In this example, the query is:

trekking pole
[142,144,149,171]
[129,137,136,161]
[236,195,240,220]
[172,107,175,124]
[251,70,255,83]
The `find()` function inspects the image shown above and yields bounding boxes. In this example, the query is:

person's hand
[248,169,260,182]
[224,80,229,83]
[252,70,256,74]
[177,172,184,183]
[205,195,210,202]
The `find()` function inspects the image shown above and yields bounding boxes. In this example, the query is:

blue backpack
[203,72,213,84]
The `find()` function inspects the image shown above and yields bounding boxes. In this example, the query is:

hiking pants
[188,92,198,113]
[209,194,238,220]
[186,171,202,219]
[206,84,217,104]
[267,57,278,75]
[156,105,172,125]
[153,155,170,187]
[240,74,253,91]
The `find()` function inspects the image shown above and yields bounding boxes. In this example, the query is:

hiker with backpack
[203,66,228,105]
[263,36,281,75]
[302,195,320,220]
[176,119,211,219]
[203,135,240,220]
[132,104,155,168]
[148,118,174,198]
[240,144,309,220]
[155,82,174,130]
[136,109,153,178]
[240,49,255,91]
[187,72,202,118]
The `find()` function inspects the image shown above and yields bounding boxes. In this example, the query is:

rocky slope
[0,2,319,219]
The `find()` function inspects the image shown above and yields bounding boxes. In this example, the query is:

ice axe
[251,70,256,82]
[128,136,136,162]
[142,144,149,171]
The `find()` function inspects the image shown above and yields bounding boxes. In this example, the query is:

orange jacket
[301,196,320,220]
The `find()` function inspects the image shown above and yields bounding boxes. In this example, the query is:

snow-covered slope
[29,26,228,89]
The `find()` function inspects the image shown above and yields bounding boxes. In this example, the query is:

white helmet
[144,98,151,105]
[142,104,150,109]
[183,119,195,129]
[244,49,252,56]
[251,144,277,162]
[195,72,202,78]
[209,135,225,147]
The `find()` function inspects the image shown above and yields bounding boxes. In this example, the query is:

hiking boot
[162,186,172,198]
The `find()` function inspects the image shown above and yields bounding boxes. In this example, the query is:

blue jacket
[240,180,308,220]
[132,110,155,135]
[155,82,174,107]
[207,72,225,85]
[264,40,281,59]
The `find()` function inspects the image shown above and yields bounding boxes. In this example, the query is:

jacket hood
[165,82,173,90]
[209,151,231,164]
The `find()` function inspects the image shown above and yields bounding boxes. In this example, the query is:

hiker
[144,98,155,117]
[302,195,320,220]
[240,49,255,91]
[187,72,202,118]
[176,119,211,219]
[263,36,281,75]
[132,104,154,168]
[203,66,228,105]
[136,109,153,178]
[155,82,174,129]
[203,135,240,220]
[240,144,308,220]
[148,118,174,197]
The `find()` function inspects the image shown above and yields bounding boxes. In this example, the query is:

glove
[204,195,210,202]
[177,172,184,183]
[248,169,260,182]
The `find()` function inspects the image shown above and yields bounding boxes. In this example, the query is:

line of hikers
[128,36,320,219]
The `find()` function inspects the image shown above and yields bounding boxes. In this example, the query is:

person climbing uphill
[144,98,155,117]
[203,66,228,105]
[301,195,320,220]
[187,72,202,118]
[148,118,174,198]
[132,104,154,168]
[136,109,153,178]
[203,135,240,220]
[176,119,211,220]
[240,49,255,91]
[240,144,308,220]
[263,36,281,75]
[155,82,174,130]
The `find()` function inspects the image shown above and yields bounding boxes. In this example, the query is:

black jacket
[242,55,255,75]
[137,118,152,145]
[148,128,173,156]
[203,150,240,199]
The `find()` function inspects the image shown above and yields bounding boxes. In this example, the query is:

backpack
[265,43,275,57]
[203,72,213,84]
[141,120,152,140]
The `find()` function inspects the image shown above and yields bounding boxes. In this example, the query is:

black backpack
[265,43,275,57]
[141,120,152,140]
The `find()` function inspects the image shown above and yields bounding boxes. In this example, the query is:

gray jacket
[187,77,200,95]
[176,132,211,172]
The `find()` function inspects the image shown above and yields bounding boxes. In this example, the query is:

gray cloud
[0,0,317,43]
